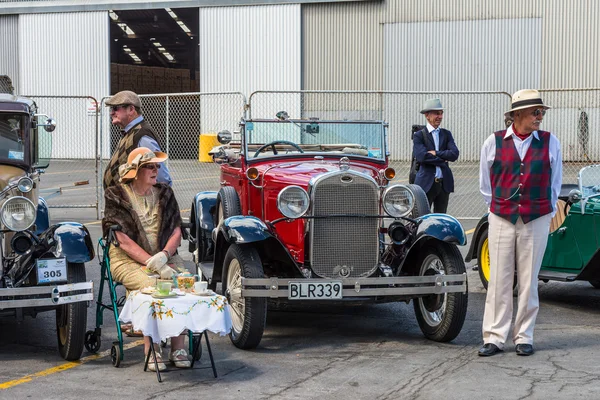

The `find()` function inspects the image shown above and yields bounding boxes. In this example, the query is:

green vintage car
[465,164,600,289]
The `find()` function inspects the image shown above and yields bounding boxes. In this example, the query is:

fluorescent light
[176,20,191,33]
[158,47,166,51]
[117,23,135,36]
[109,10,119,21]
[153,42,162,47]
[163,52,175,61]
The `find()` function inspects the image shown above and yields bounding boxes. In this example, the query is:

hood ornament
[339,157,350,171]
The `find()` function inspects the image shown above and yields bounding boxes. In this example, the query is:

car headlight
[382,185,414,217]
[1,196,36,231]
[277,186,310,219]
[18,177,34,193]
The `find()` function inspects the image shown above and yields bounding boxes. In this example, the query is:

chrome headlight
[277,186,310,219]
[382,185,414,217]
[1,196,36,231]
[18,177,34,193]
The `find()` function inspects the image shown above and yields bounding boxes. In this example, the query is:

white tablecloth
[119,291,232,344]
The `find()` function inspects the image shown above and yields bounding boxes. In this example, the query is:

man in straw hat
[478,89,562,357]
[413,98,459,213]
[103,90,172,189]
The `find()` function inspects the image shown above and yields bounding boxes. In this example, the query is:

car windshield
[578,164,600,198]
[0,113,26,163]
[244,120,386,161]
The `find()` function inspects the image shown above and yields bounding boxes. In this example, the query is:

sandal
[169,349,191,368]
[147,351,167,372]
[125,328,143,337]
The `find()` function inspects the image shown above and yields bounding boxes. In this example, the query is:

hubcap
[226,258,245,338]
[417,254,447,327]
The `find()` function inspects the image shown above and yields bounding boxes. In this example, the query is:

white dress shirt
[426,123,443,179]
[479,124,562,217]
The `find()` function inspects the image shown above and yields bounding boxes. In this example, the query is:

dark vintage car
[465,165,600,290]
[0,91,94,361]
[188,116,468,349]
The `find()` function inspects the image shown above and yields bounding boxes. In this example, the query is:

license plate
[36,258,67,284]
[288,281,343,300]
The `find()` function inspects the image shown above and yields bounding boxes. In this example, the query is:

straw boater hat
[105,90,142,109]
[505,89,551,117]
[118,147,168,182]
[420,98,444,114]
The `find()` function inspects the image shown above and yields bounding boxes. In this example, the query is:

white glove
[145,252,168,273]
[158,265,177,280]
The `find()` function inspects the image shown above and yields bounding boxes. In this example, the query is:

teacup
[194,281,208,294]
[157,281,172,295]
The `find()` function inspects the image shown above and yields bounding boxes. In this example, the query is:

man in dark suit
[413,98,459,213]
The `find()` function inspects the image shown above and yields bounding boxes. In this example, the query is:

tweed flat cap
[105,90,142,108]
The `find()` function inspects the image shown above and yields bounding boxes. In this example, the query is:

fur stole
[102,183,181,255]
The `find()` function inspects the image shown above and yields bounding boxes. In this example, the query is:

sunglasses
[109,104,130,113]
[531,109,546,117]
[140,163,161,171]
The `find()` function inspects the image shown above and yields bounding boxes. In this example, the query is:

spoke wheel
[222,244,266,349]
[56,263,87,361]
[413,242,468,342]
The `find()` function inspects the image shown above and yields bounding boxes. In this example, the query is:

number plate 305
[288,281,343,300]
[36,258,68,284]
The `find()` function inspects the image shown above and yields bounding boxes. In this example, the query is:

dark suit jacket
[413,127,459,193]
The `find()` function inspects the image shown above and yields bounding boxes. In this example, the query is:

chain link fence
[0,76,14,94]
[99,92,247,218]
[24,95,100,218]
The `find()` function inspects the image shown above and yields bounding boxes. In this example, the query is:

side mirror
[217,130,232,145]
[38,118,57,132]
[568,189,582,204]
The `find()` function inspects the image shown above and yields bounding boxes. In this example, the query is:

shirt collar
[504,125,540,141]
[124,115,144,133]
[426,123,440,133]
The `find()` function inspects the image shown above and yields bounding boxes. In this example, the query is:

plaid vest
[490,130,552,224]
[102,120,159,189]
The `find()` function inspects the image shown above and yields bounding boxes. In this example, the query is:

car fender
[35,197,50,235]
[44,222,95,263]
[464,214,489,262]
[414,214,467,246]
[219,216,273,244]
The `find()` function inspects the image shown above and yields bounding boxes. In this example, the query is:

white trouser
[482,212,552,348]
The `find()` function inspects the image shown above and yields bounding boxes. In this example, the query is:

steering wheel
[253,140,304,158]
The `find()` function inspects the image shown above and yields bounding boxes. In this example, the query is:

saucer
[190,290,214,297]
[151,291,178,299]
[140,287,156,295]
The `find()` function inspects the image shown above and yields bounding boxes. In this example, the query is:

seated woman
[102,147,190,371]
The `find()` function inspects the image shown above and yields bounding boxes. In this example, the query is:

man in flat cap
[478,89,562,357]
[103,90,172,189]
[413,98,459,213]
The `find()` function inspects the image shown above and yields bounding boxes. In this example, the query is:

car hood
[0,164,26,191]
[255,159,381,187]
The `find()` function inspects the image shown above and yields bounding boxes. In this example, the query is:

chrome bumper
[0,281,94,310]
[241,274,467,298]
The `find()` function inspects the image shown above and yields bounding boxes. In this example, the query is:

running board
[538,271,578,282]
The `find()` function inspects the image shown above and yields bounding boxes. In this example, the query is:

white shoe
[147,351,167,372]
[169,349,191,368]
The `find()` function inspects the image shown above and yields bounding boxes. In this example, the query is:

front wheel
[56,263,88,361]
[413,242,468,342]
[222,244,267,349]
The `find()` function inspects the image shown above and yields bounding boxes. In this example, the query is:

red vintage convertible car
[188,116,468,349]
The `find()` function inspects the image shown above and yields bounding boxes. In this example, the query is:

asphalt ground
[1,162,599,399]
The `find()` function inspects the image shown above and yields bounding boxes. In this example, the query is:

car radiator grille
[310,172,380,278]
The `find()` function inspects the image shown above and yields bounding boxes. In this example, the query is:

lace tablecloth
[119,291,232,344]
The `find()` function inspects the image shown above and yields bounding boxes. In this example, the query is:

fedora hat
[420,98,444,114]
[505,89,551,116]
[119,147,168,182]
[106,90,142,109]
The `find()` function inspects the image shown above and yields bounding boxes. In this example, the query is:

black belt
[434,178,443,183]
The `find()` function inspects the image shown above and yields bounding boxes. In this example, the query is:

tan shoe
[147,352,167,372]
[169,349,191,368]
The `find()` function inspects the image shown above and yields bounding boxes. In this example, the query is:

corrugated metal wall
[0,15,19,94]
[303,0,600,91]
[199,4,302,121]
[384,19,542,93]
[19,12,109,159]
